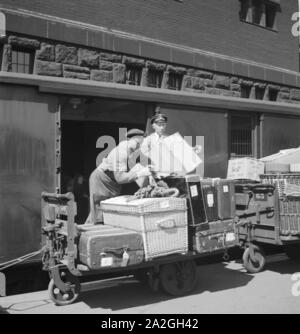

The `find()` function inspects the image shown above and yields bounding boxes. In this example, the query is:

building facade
[1,0,300,261]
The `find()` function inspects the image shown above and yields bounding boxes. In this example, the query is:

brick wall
[0,0,299,71]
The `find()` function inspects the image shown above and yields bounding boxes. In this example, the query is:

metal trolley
[235,179,300,274]
[41,190,237,306]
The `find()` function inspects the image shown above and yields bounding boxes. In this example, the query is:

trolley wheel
[159,260,198,296]
[284,244,300,261]
[48,271,81,306]
[243,245,266,273]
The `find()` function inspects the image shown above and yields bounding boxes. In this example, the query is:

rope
[133,180,180,199]
[0,249,43,271]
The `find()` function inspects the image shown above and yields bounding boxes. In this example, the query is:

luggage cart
[235,181,300,273]
[41,190,238,305]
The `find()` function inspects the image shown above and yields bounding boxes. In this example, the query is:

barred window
[148,69,163,88]
[11,48,34,74]
[126,66,142,86]
[230,115,253,157]
[168,72,182,90]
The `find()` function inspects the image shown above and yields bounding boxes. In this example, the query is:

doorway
[60,97,150,223]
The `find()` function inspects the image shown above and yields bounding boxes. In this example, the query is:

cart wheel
[243,245,266,273]
[284,244,300,261]
[160,260,198,296]
[48,271,81,306]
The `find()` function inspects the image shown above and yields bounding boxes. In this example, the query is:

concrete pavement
[1,253,300,314]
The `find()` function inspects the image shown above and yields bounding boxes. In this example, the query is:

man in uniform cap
[85,128,151,224]
[140,109,168,160]
[141,107,202,175]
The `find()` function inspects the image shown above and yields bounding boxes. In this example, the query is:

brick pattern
[1,34,299,104]
[1,0,298,71]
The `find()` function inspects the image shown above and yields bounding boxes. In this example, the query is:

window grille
[11,48,34,74]
[148,69,163,88]
[126,66,142,86]
[168,72,182,90]
[230,115,253,157]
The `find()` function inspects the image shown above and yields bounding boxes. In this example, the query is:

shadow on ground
[81,261,253,311]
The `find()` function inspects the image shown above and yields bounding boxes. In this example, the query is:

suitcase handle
[156,219,176,229]
[101,246,128,258]
[250,184,275,194]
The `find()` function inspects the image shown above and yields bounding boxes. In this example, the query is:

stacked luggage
[77,174,238,270]
[100,196,189,261]
[78,225,145,269]
[77,196,188,269]
[163,175,237,254]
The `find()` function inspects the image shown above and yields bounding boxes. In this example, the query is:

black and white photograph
[0,0,300,317]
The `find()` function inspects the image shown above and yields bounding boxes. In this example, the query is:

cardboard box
[227,157,264,182]
[260,147,300,165]
[149,132,202,175]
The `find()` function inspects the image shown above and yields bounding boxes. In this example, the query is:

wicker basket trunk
[279,198,300,236]
[100,196,188,260]
[260,174,300,198]
[260,174,300,235]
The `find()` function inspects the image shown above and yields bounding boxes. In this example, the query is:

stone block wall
[1,34,300,104]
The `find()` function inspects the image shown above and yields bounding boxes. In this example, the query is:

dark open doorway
[61,97,150,223]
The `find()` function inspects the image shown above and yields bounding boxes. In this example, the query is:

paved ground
[1,253,300,314]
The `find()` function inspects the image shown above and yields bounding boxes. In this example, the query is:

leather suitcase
[162,175,207,226]
[235,183,276,226]
[215,179,236,220]
[185,175,207,225]
[193,219,236,254]
[201,179,219,221]
[78,225,144,270]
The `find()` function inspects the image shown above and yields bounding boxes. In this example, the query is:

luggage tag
[160,200,170,209]
[223,185,229,193]
[121,249,130,267]
[207,193,214,207]
[190,185,198,197]
[100,256,113,267]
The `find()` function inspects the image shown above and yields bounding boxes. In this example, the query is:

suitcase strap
[100,247,130,267]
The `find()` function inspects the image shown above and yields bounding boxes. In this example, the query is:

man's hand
[193,145,202,155]
[147,164,155,172]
